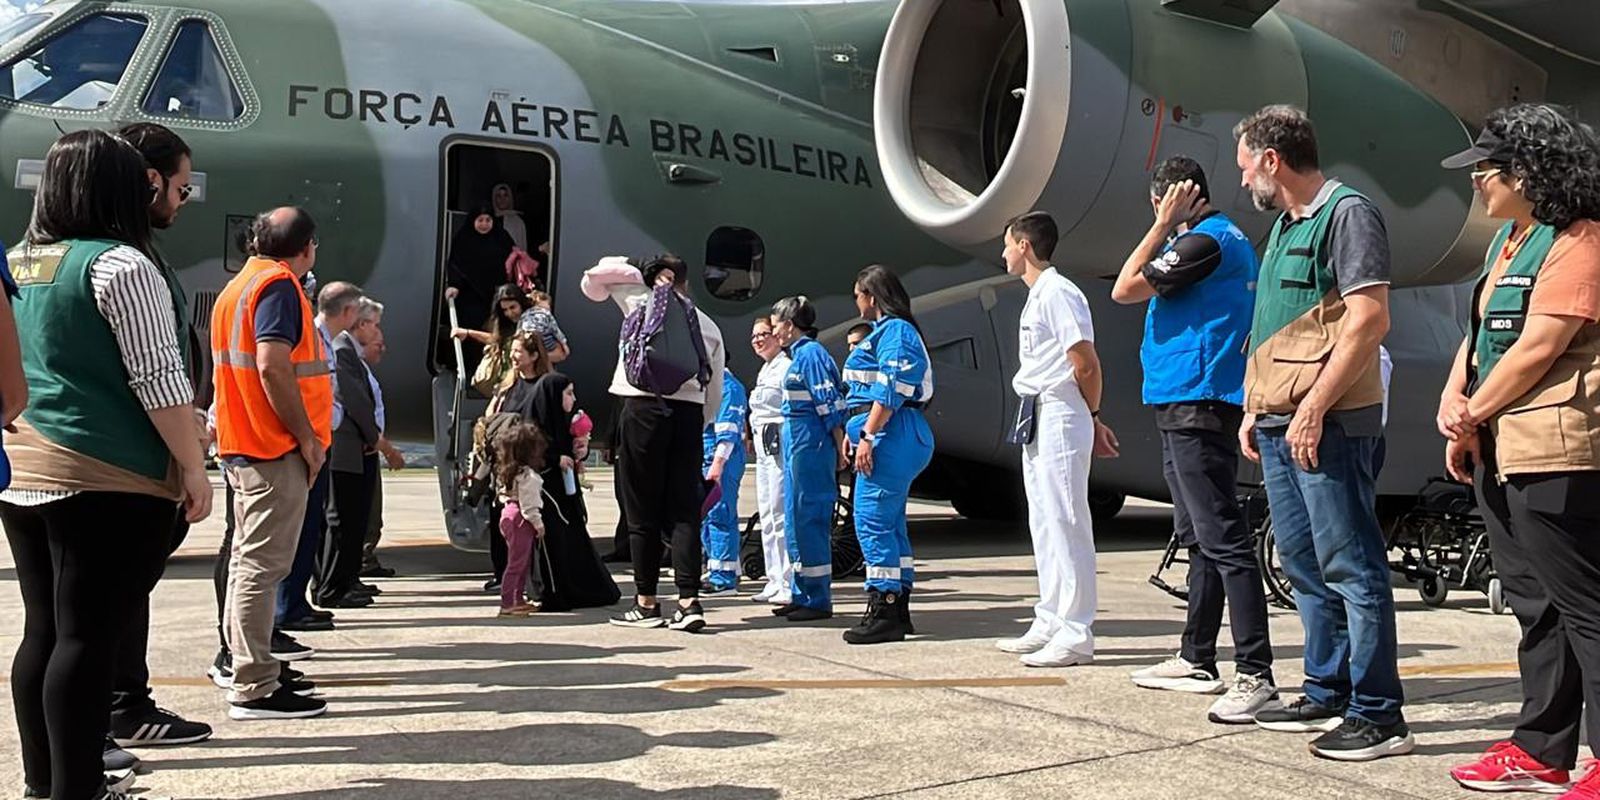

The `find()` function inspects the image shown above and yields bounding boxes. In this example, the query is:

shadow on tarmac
[252,777,781,800]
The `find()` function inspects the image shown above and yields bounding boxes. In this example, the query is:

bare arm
[257,341,317,446]
[147,404,206,475]
[1110,222,1167,305]
[1466,314,1586,423]
[0,294,25,427]
[1067,340,1104,412]
[1300,285,1390,417]
[451,327,494,345]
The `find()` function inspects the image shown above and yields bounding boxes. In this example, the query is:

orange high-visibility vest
[211,257,333,460]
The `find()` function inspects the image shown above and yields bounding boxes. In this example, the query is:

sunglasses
[177,184,195,201]
[1470,167,1503,184]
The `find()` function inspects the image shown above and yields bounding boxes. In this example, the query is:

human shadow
[252,777,781,800]
[315,642,678,664]
[328,683,778,720]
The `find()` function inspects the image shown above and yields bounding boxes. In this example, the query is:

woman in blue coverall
[700,368,748,595]
[770,296,846,622]
[842,265,935,643]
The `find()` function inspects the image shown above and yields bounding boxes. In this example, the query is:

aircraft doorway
[431,139,557,553]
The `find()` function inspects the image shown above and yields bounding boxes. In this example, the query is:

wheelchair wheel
[1487,577,1508,615]
[739,512,766,580]
[1417,576,1449,607]
[1255,515,1296,610]
[831,501,865,579]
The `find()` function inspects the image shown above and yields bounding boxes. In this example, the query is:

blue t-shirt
[253,279,303,347]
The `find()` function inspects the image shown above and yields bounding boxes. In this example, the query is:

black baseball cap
[1441,126,1516,169]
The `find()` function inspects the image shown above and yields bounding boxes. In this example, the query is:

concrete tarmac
[0,470,1532,799]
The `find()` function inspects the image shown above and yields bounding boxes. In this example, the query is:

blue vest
[1141,213,1257,406]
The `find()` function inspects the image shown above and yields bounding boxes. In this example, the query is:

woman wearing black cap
[1435,103,1600,798]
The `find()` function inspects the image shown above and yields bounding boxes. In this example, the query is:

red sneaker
[1451,741,1570,794]
[1561,766,1600,799]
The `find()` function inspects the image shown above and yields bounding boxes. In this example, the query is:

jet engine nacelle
[874,0,1489,287]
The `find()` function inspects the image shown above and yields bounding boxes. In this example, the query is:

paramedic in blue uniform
[842,265,935,644]
[771,295,846,622]
[701,367,748,596]
[1111,156,1277,724]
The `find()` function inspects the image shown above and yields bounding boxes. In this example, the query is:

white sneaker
[766,594,793,606]
[1020,645,1094,668]
[1208,672,1283,724]
[995,633,1052,654]
[751,588,776,603]
[1130,654,1224,694]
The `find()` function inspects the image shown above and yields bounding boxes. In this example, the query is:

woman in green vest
[0,130,212,800]
[1436,104,1600,798]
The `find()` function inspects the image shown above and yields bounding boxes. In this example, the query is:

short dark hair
[1151,155,1210,203]
[27,129,156,260]
[252,207,317,260]
[642,254,688,291]
[847,322,873,340]
[117,122,190,178]
[1234,105,1320,172]
[316,280,363,316]
[1483,103,1600,230]
[1005,211,1059,261]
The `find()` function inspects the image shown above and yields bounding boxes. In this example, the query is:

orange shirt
[1482,220,1600,320]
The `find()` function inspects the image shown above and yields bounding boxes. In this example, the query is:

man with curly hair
[1437,103,1600,798]
[1232,105,1410,761]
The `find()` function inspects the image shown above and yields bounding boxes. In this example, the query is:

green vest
[1472,222,1559,382]
[9,239,189,480]
[1249,183,1365,355]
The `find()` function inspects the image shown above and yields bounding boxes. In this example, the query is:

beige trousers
[223,453,309,703]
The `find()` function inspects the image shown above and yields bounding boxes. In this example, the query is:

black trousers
[618,397,703,598]
[2,493,176,799]
[317,454,378,603]
[214,481,236,650]
[490,509,508,582]
[1476,436,1600,769]
[1162,423,1274,678]
[109,516,191,719]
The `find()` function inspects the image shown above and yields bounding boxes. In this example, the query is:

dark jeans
[1257,421,1404,726]
[278,463,329,623]
[1476,435,1600,769]
[2,493,176,799]
[317,455,377,604]
[618,397,703,599]
[1162,424,1273,679]
[109,516,192,719]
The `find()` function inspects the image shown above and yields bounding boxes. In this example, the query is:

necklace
[1501,223,1536,262]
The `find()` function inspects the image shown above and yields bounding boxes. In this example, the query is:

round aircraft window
[704,226,764,302]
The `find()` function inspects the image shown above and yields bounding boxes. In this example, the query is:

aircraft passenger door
[431,139,557,553]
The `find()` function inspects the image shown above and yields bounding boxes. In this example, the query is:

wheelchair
[739,468,866,581]
[1386,478,1505,614]
[1147,485,1296,609]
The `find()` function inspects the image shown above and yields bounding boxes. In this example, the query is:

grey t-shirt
[1257,183,1391,438]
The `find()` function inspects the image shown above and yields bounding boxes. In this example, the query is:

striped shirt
[2,245,193,506]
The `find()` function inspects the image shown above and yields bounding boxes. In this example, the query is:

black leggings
[110,516,190,718]
[2,492,175,799]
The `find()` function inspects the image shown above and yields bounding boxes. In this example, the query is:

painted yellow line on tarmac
[661,676,1069,691]
[1397,662,1518,678]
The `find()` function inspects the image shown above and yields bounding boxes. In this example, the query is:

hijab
[450,204,515,276]
[529,372,575,462]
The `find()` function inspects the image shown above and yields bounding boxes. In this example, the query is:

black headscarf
[448,205,516,302]
[530,372,575,463]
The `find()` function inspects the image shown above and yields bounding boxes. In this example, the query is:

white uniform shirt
[1012,267,1095,404]
[748,352,792,429]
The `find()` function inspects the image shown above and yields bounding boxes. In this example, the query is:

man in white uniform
[996,211,1120,667]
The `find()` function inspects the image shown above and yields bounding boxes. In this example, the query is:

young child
[517,289,570,363]
[494,423,548,617]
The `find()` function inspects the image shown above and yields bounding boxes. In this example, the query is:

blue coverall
[701,368,748,591]
[843,317,934,596]
[781,335,846,611]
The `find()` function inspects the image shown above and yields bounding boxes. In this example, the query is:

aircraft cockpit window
[704,226,764,302]
[143,20,243,121]
[0,12,148,110]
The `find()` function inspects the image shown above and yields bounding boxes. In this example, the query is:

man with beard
[1232,105,1409,761]
[103,123,214,759]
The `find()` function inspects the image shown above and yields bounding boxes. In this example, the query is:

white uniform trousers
[754,447,793,602]
[1022,397,1097,655]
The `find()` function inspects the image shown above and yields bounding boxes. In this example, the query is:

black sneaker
[668,602,707,633]
[785,606,833,622]
[609,603,666,628]
[207,649,233,689]
[228,684,328,721]
[771,603,801,617]
[354,581,382,596]
[103,735,140,771]
[270,632,314,662]
[279,615,335,632]
[1309,717,1416,762]
[283,677,319,697]
[111,707,213,747]
[280,662,306,683]
[360,564,396,578]
[1254,696,1344,733]
[699,583,738,598]
[483,577,502,592]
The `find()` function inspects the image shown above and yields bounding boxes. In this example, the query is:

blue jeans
[276,462,329,624]
[1258,421,1404,726]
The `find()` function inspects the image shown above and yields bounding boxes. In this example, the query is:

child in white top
[494,423,548,617]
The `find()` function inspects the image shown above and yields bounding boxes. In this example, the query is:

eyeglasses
[1470,167,1503,184]
[177,184,195,202]
[751,332,773,341]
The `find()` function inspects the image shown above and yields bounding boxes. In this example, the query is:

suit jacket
[331,330,380,473]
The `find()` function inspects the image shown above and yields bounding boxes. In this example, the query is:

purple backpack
[622,282,712,396]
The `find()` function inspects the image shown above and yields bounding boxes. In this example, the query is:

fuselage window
[704,226,764,302]
[0,13,148,110]
[143,19,243,121]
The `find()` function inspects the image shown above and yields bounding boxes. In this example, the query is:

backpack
[621,282,711,396]
[464,409,523,506]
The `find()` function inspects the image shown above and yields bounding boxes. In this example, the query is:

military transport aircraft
[0,0,1593,549]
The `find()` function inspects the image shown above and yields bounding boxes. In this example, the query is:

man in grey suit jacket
[315,326,383,608]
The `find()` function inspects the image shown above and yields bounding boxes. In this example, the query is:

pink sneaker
[1560,766,1600,799]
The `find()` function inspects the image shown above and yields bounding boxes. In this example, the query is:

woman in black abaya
[525,373,621,610]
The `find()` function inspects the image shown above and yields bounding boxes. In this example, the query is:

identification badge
[1007,395,1038,446]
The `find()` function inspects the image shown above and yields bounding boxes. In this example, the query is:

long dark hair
[486,283,530,341]
[27,129,156,260]
[493,422,548,497]
[855,264,921,333]
[1484,103,1600,230]
[772,295,819,338]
